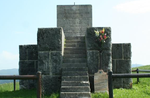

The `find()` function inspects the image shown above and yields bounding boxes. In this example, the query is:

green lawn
[1,65,150,98]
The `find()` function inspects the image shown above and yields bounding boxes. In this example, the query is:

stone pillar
[57,5,92,37]
[19,45,38,89]
[86,27,112,92]
[37,27,64,94]
[112,43,132,88]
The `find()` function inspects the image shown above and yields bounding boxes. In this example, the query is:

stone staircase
[60,37,91,98]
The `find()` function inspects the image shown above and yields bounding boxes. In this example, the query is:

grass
[1,65,150,98]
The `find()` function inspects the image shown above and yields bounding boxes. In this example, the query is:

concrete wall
[112,43,132,88]
[37,27,64,94]
[19,45,38,89]
[57,5,92,37]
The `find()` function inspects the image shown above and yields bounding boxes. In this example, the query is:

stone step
[65,36,85,41]
[61,81,90,86]
[61,86,90,92]
[63,58,87,63]
[64,50,86,54]
[63,54,86,58]
[61,63,87,67]
[64,47,86,51]
[65,40,85,44]
[60,92,91,98]
[65,43,85,47]
[62,76,89,81]
[62,67,88,71]
[62,71,88,76]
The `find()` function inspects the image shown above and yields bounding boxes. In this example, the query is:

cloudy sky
[0,0,150,69]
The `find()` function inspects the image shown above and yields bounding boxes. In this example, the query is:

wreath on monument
[94,28,109,51]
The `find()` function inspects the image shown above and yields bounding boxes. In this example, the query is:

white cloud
[114,0,150,14]
[1,51,18,60]
[0,51,19,70]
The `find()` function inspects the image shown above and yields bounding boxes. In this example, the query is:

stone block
[38,28,63,51]
[94,70,108,93]
[101,50,112,72]
[123,43,131,59]
[112,44,122,59]
[116,60,131,73]
[19,61,37,89]
[19,45,38,60]
[42,75,61,95]
[87,50,100,74]
[112,60,116,72]
[38,51,50,75]
[50,51,62,75]
[57,5,92,37]
[123,78,132,88]
[86,27,111,50]
[19,61,37,75]
[113,78,123,88]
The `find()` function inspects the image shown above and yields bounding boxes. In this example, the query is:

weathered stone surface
[19,61,37,75]
[113,78,123,88]
[50,51,62,75]
[87,50,100,74]
[123,78,132,88]
[19,61,37,89]
[116,60,131,73]
[94,70,108,93]
[57,5,92,37]
[38,28,63,51]
[42,75,61,95]
[112,60,116,72]
[112,44,122,59]
[19,45,38,60]
[86,27,111,50]
[38,51,62,75]
[38,51,50,75]
[123,43,131,59]
[101,50,112,72]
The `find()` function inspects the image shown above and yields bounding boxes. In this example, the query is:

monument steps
[63,54,86,58]
[62,63,86,67]
[63,58,86,63]
[64,50,86,54]
[61,81,90,86]
[60,92,91,98]
[62,71,88,76]
[61,86,90,92]
[62,76,89,81]
[60,36,91,98]
[62,67,88,71]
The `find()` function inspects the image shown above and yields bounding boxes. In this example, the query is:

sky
[0,0,150,70]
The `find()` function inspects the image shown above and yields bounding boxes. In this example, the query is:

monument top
[57,5,92,37]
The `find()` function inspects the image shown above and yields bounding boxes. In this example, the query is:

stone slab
[86,27,111,50]
[123,43,131,59]
[101,50,112,72]
[38,28,63,51]
[116,60,131,73]
[57,5,92,37]
[87,50,100,74]
[19,45,38,60]
[112,44,122,59]
[42,75,61,95]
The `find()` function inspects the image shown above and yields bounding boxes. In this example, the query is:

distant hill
[132,64,143,68]
[0,69,19,84]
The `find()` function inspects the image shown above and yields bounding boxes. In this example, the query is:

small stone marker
[94,70,108,93]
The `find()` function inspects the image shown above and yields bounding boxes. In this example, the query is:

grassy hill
[1,65,150,98]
